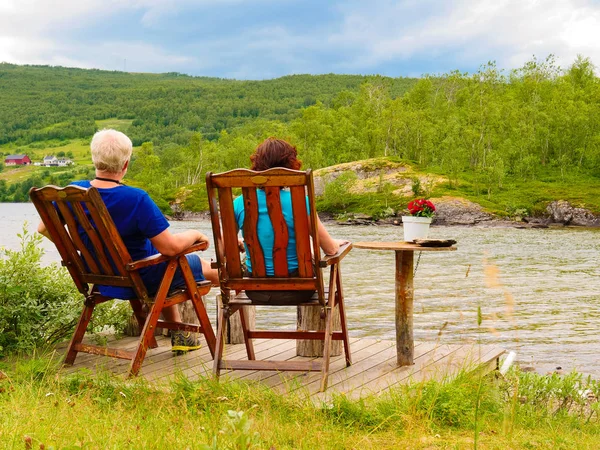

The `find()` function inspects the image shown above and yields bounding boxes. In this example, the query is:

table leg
[395,250,414,366]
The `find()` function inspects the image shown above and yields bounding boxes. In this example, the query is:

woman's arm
[316,215,348,256]
[150,229,210,256]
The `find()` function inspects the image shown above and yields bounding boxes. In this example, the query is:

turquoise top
[233,189,308,276]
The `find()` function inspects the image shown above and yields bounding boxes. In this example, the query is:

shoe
[171,331,202,355]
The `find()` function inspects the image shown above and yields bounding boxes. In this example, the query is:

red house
[4,154,32,166]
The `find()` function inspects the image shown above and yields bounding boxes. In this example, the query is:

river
[2,202,600,376]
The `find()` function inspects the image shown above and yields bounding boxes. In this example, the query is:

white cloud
[0,0,118,35]
[137,0,264,28]
[1,0,599,77]
[0,0,198,71]
[330,0,600,73]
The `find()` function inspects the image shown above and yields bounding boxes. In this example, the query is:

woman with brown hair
[233,137,348,304]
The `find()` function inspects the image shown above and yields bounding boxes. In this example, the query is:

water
[2,203,600,376]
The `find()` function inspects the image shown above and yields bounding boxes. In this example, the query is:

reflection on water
[0,203,60,264]
[2,203,600,375]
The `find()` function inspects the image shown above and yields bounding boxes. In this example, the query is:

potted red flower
[402,198,435,241]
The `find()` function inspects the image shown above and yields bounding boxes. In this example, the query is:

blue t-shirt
[71,180,169,298]
[233,189,308,276]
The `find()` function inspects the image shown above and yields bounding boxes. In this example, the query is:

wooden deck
[61,335,505,402]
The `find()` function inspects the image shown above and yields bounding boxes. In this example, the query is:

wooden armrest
[319,242,352,267]
[126,240,209,271]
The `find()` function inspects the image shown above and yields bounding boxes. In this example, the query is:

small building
[4,154,32,166]
[42,155,58,166]
[40,155,73,167]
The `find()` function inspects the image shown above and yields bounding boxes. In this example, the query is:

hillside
[0,64,416,145]
[1,58,600,223]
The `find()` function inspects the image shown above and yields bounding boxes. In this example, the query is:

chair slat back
[241,187,267,276]
[206,168,324,303]
[264,186,289,277]
[29,185,148,300]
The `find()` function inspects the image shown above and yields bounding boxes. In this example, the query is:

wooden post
[124,298,206,338]
[296,304,342,357]
[124,310,164,337]
[396,250,414,366]
[225,306,256,344]
[124,313,142,336]
[179,299,199,326]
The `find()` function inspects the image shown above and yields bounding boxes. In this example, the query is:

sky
[1,0,599,80]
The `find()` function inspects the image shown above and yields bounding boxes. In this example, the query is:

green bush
[0,227,130,355]
[0,228,81,355]
[320,171,358,211]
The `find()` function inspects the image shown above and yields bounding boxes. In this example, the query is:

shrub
[0,228,81,355]
[0,226,130,355]
[321,171,358,210]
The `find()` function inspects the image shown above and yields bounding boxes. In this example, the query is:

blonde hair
[90,129,132,173]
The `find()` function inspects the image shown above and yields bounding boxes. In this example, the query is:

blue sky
[1,0,599,79]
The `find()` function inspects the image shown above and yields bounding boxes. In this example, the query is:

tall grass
[1,354,599,449]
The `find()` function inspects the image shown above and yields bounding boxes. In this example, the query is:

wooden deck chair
[206,168,352,391]
[29,185,216,376]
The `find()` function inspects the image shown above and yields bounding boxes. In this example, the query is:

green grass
[0,164,39,183]
[0,140,94,184]
[433,174,600,217]
[1,355,600,449]
[0,138,154,186]
[39,121,70,132]
[95,118,133,132]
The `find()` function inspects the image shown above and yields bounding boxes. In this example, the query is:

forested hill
[0,64,415,145]
[1,57,600,220]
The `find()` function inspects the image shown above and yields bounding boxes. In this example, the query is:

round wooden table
[353,242,457,366]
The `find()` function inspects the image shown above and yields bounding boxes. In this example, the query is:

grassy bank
[315,158,600,220]
[1,355,599,449]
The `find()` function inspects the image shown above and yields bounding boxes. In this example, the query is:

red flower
[407,198,435,217]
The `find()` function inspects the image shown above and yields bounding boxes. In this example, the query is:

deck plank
[273,339,407,395]
[56,336,505,400]
[147,338,277,382]
[266,338,407,392]
[233,337,369,387]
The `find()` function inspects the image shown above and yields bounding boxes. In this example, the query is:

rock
[548,222,566,228]
[350,213,374,221]
[336,213,377,226]
[546,201,600,226]
[523,216,552,226]
[313,158,444,197]
[429,196,494,225]
[378,217,402,226]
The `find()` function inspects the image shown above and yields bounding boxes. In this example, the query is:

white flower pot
[402,216,432,242]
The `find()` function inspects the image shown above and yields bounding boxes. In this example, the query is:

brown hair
[250,138,302,171]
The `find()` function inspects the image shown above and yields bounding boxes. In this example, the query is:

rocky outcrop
[174,157,600,228]
[430,196,495,225]
[313,158,445,197]
[546,201,600,227]
[313,159,600,227]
